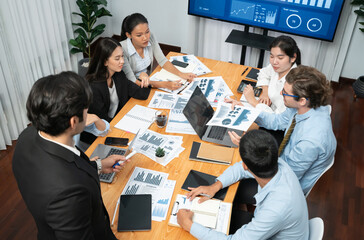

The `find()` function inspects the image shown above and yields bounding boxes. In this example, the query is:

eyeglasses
[282,88,309,100]
[282,88,300,98]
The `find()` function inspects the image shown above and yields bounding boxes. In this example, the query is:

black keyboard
[99,148,126,183]
[207,126,227,141]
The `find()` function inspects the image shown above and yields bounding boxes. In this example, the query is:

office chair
[309,217,324,240]
[305,156,335,197]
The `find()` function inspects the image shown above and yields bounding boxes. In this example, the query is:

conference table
[85,52,256,239]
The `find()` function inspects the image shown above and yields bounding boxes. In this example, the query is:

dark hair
[239,130,278,178]
[120,13,148,41]
[270,35,301,65]
[285,65,333,108]
[86,37,121,83]
[26,71,92,136]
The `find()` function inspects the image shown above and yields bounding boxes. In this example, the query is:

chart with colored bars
[281,0,333,10]
[121,167,175,221]
[230,0,278,25]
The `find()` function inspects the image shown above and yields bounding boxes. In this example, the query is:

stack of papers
[121,167,176,222]
[180,77,233,107]
[133,129,185,166]
[150,55,212,94]
[207,102,261,132]
[169,55,212,76]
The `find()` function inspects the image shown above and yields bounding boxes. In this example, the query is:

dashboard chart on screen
[188,0,345,41]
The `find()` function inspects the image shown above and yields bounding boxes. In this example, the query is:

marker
[112,151,137,168]
[241,67,248,76]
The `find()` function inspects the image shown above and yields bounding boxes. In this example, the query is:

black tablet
[117,194,152,231]
[181,170,228,201]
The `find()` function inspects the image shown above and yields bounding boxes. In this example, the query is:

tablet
[117,194,152,231]
[181,170,228,201]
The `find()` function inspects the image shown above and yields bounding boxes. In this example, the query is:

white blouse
[108,79,119,118]
[255,63,297,114]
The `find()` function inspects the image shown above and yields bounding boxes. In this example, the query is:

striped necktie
[278,115,296,156]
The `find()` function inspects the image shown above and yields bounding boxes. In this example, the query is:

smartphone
[171,60,189,68]
[105,137,129,146]
[237,80,256,93]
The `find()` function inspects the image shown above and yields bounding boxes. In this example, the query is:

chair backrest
[305,156,334,197]
[309,217,324,240]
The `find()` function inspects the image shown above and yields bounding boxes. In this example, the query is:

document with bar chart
[121,167,174,221]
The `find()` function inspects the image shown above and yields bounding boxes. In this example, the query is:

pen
[112,151,137,168]
[200,193,211,198]
[241,67,248,76]
[111,198,120,226]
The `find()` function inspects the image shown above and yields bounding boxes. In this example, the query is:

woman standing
[120,13,196,90]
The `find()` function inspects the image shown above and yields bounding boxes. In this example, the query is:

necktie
[278,115,296,156]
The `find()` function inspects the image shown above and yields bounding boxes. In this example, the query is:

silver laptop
[183,86,242,147]
[90,130,139,183]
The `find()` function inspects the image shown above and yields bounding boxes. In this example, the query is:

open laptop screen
[183,86,214,139]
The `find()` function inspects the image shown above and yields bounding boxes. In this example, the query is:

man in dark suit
[13,72,127,240]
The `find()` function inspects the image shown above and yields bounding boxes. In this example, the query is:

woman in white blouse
[243,35,301,114]
[120,13,196,90]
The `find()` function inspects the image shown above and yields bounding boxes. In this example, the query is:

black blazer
[88,71,150,122]
[12,126,116,240]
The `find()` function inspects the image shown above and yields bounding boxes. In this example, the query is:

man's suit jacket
[12,126,116,240]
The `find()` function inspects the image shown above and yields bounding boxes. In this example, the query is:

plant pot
[155,155,165,164]
[353,76,364,98]
[78,58,90,78]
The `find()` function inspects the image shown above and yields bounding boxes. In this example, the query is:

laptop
[90,130,140,183]
[183,86,243,147]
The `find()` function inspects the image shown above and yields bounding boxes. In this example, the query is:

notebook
[189,142,233,165]
[117,194,152,231]
[245,68,260,81]
[183,86,243,147]
[168,194,232,234]
[181,169,228,201]
[114,105,157,134]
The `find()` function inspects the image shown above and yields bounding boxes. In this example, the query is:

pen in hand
[112,151,137,168]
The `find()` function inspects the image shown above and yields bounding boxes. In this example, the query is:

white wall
[110,0,363,80]
[341,19,364,79]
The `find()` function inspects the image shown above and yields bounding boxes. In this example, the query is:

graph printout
[121,167,174,221]
[207,102,261,131]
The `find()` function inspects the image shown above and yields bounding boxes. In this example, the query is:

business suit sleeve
[127,77,151,100]
[88,83,112,122]
[46,185,95,240]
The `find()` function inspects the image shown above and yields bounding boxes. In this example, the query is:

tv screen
[188,0,345,41]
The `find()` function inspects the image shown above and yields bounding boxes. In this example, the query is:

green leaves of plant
[69,0,112,57]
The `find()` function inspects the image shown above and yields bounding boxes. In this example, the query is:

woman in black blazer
[81,38,150,143]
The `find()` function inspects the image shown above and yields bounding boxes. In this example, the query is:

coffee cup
[155,110,168,128]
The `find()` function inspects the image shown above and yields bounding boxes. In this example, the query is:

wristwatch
[95,158,102,175]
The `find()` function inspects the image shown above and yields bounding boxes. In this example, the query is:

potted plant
[155,147,166,163]
[69,0,112,77]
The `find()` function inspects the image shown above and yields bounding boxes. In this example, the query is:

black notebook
[181,170,228,201]
[245,68,260,81]
[117,194,152,231]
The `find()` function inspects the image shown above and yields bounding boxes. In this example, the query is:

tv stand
[225,27,274,68]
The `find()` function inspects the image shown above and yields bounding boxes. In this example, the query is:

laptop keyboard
[99,148,126,183]
[207,126,227,141]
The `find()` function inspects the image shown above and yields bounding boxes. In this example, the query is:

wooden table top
[85,52,252,239]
